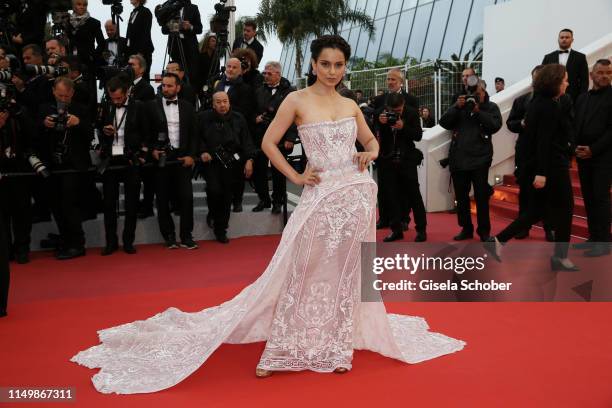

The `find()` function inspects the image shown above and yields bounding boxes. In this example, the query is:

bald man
[198,91,256,242]
[214,57,256,212]
[101,20,127,66]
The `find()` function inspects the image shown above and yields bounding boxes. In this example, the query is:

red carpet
[2,214,611,408]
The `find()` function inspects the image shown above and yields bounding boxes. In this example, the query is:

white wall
[482,0,612,88]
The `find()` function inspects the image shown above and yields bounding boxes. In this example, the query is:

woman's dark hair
[533,64,567,97]
[231,47,258,70]
[307,35,351,86]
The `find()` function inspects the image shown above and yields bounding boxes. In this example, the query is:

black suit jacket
[126,5,155,56]
[214,77,256,128]
[99,98,148,153]
[373,89,419,111]
[132,78,156,102]
[100,37,128,67]
[161,3,203,50]
[68,17,105,70]
[15,1,47,48]
[542,50,589,101]
[232,37,264,64]
[574,85,612,163]
[147,98,199,158]
[155,82,197,107]
[37,101,93,171]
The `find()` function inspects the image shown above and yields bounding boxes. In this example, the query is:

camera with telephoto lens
[24,64,69,78]
[0,70,13,82]
[155,131,172,168]
[155,0,188,32]
[385,111,398,126]
[214,145,240,169]
[28,155,50,178]
[464,75,479,111]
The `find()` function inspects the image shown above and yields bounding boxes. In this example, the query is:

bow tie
[559,50,569,54]
[166,100,178,106]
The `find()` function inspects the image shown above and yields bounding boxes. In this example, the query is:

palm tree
[257,0,375,79]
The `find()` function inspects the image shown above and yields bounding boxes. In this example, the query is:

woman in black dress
[486,64,578,271]
[196,33,221,93]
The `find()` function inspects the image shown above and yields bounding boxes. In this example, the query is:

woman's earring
[312,70,317,75]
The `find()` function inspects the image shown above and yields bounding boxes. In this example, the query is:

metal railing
[295,60,483,123]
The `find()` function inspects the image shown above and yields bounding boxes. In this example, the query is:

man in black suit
[574,59,612,257]
[12,0,48,51]
[214,57,256,212]
[101,20,128,67]
[149,73,199,250]
[160,0,202,87]
[128,54,155,102]
[98,76,148,256]
[11,44,54,120]
[45,37,68,66]
[126,0,154,79]
[159,61,197,107]
[38,77,92,260]
[232,20,264,65]
[372,68,419,230]
[375,93,427,242]
[542,28,589,101]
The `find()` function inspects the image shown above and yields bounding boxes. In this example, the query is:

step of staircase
[493,184,586,217]
[502,174,583,198]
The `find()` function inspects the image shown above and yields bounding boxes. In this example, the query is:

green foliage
[235,16,268,44]
[257,0,375,79]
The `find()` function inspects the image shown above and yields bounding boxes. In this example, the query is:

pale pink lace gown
[71,117,466,394]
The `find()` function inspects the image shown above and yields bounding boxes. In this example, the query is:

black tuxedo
[156,81,197,107]
[147,97,198,241]
[232,37,265,64]
[101,36,128,67]
[542,49,589,101]
[373,89,419,111]
[68,17,105,73]
[98,99,148,247]
[132,78,156,102]
[126,5,154,65]
[574,85,612,242]
[161,3,203,84]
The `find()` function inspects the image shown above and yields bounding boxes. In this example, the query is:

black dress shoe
[164,236,179,249]
[56,247,86,260]
[550,256,580,272]
[515,230,529,240]
[123,244,137,254]
[414,232,427,242]
[383,231,404,242]
[180,238,199,250]
[15,252,30,264]
[376,220,389,230]
[252,201,271,212]
[232,203,243,213]
[101,244,118,256]
[584,245,611,258]
[545,229,555,242]
[453,230,473,241]
[271,203,283,214]
[215,232,230,244]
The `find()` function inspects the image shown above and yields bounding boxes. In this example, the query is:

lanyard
[113,105,128,143]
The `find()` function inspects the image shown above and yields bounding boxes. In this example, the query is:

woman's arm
[262,92,320,186]
[354,103,379,171]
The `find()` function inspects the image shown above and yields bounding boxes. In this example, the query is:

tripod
[162,28,189,79]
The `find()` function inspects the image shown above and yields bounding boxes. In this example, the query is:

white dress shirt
[112,101,128,155]
[162,97,180,148]
[558,49,571,66]
[107,39,118,65]
[241,37,254,48]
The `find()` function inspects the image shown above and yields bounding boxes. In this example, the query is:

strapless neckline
[297,116,356,130]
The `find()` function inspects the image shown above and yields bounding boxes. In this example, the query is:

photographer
[159,60,197,107]
[59,55,94,115]
[126,0,154,80]
[159,0,202,87]
[101,20,127,68]
[0,95,37,264]
[198,91,255,243]
[375,92,427,242]
[38,77,92,260]
[128,54,155,101]
[252,61,297,214]
[45,37,68,66]
[214,57,256,212]
[12,0,48,51]
[232,19,264,65]
[439,78,502,242]
[231,48,263,89]
[98,76,148,255]
[11,44,54,119]
[148,72,198,250]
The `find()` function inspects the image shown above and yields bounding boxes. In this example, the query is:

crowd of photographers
[0,0,303,265]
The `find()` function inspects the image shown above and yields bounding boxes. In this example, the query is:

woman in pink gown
[71,35,465,394]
